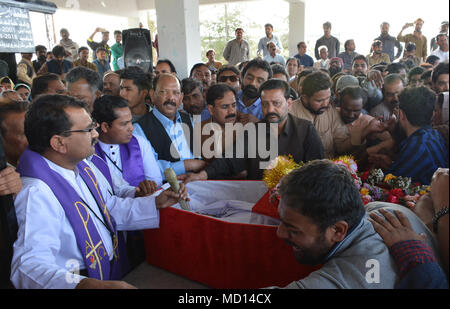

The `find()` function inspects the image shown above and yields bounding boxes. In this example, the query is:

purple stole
[94,136,145,187]
[17,148,127,280]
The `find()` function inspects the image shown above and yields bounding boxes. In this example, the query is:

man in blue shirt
[294,42,314,68]
[133,74,206,177]
[370,86,448,185]
[236,58,273,123]
[93,47,111,79]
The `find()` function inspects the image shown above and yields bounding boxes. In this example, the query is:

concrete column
[288,0,306,57]
[155,0,202,79]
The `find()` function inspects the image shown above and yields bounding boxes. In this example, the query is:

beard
[329,66,342,77]
[38,55,46,62]
[304,101,329,115]
[285,232,332,266]
[242,84,259,100]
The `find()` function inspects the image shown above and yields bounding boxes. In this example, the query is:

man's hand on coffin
[135,180,157,197]
[76,278,137,289]
[184,159,207,172]
[155,182,190,209]
[179,170,208,184]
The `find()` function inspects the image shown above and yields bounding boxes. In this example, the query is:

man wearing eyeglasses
[12,94,189,289]
[216,65,241,93]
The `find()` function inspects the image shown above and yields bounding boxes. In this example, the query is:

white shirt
[431,48,449,63]
[97,134,163,187]
[11,157,160,289]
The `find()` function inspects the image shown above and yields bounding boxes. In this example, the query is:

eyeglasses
[61,121,98,135]
[218,75,238,83]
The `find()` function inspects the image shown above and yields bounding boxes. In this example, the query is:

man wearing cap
[333,75,360,106]
[87,27,112,63]
[397,19,428,62]
[367,40,391,67]
[430,21,449,52]
[60,28,79,63]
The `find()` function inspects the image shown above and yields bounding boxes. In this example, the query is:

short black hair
[426,55,440,65]
[181,78,203,95]
[432,62,449,84]
[96,47,106,54]
[264,23,273,29]
[189,63,210,78]
[66,66,102,94]
[352,55,368,66]
[408,66,425,81]
[25,95,89,154]
[258,78,290,100]
[286,57,300,68]
[271,64,289,81]
[386,62,407,75]
[344,39,354,51]
[120,66,152,92]
[206,83,236,106]
[241,58,273,80]
[301,71,332,97]
[114,30,122,36]
[0,101,30,135]
[78,46,89,54]
[92,95,129,126]
[279,160,365,232]
[399,86,436,127]
[31,73,61,98]
[52,45,65,58]
[156,59,177,73]
[35,45,47,53]
[340,85,364,101]
[421,69,433,81]
[217,65,241,81]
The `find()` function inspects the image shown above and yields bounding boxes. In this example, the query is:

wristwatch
[432,206,449,234]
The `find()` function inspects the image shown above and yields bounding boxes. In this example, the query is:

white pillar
[155,0,202,79]
[288,0,306,57]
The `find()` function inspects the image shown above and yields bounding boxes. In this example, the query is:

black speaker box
[122,28,153,73]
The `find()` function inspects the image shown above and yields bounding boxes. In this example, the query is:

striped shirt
[387,127,448,185]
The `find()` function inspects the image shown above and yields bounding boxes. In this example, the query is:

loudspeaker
[122,28,153,73]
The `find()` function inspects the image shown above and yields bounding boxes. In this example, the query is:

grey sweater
[280,202,439,289]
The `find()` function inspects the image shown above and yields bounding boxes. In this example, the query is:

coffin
[143,181,321,289]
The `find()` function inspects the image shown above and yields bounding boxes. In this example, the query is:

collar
[153,107,182,127]
[98,140,120,152]
[42,156,80,179]
[237,90,261,110]
[322,215,365,263]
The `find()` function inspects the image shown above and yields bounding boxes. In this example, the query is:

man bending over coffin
[11,95,188,289]
[92,95,162,196]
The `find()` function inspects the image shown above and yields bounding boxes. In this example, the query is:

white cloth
[431,48,449,63]
[11,157,160,289]
[97,134,163,187]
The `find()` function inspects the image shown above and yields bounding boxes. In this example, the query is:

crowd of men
[0,18,449,289]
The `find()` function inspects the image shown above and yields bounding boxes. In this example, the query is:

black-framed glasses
[61,121,98,135]
[218,75,238,83]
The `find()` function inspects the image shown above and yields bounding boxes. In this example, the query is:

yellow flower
[360,188,369,196]
[419,190,427,195]
[384,174,396,182]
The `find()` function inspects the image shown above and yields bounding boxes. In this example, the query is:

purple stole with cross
[94,136,145,187]
[17,148,127,281]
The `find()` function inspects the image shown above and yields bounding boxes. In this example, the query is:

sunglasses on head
[218,75,238,83]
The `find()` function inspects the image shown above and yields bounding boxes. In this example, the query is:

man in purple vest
[12,94,188,289]
[92,95,162,197]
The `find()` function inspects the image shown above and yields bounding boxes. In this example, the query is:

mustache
[163,100,177,107]
[265,112,281,121]
[225,113,236,119]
